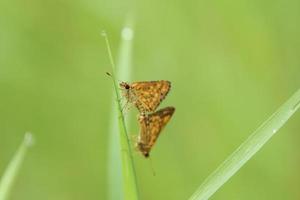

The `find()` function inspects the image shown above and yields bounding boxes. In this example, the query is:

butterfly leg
[119,134,140,156]
[121,100,129,114]
[119,143,142,157]
[120,134,136,152]
[130,134,138,144]
[129,134,142,152]
[121,100,136,116]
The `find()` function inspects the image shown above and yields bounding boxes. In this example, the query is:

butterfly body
[120,81,171,114]
[137,107,175,158]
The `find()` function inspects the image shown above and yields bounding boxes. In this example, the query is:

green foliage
[189,89,300,200]
[103,30,139,200]
[0,0,300,199]
[0,133,34,200]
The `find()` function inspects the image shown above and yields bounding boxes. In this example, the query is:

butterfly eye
[144,152,149,158]
[125,85,130,89]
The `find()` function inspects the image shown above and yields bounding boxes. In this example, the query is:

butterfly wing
[131,81,171,113]
[147,106,175,146]
[137,107,175,157]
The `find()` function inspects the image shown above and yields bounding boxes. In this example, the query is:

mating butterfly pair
[120,80,175,158]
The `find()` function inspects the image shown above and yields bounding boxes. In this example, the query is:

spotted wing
[131,81,171,113]
[137,107,175,157]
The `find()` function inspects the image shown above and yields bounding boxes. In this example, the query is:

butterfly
[120,81,171,114]
[136,106,175,158]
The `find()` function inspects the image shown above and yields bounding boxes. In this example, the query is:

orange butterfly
[120,81,171,114]
[136,106,175,158]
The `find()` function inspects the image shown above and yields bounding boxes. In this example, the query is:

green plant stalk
[107,25,134,200]
[0,133,34,200]
[107,101,122,200]
[189,88,300,200]
[103,31,139,200]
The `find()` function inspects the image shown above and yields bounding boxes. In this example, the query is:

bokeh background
[1,0,300,199]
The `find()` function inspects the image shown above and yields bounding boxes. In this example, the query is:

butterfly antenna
[106,72,123,85]
[106,71,112,77]
[148,156,156,176]
[106,72,126,107]
[105,72,116,82]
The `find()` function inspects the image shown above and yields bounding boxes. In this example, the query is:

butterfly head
[120,82,130,90]
[144,152,150,158]
[137,141,150,158]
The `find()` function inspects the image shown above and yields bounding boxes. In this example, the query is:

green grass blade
[0,132,34,200]
[103,27,139,200]
[107,25,135,200]
[107,105,122,200]
[189,88,300,200]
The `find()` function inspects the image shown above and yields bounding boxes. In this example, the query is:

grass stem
[0,132,34,200]
[189,88,300,200]
[103,30,139,200]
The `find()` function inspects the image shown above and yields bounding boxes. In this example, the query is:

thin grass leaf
[189,88,300,200]
[107,102,122,200]
[103,29,139,200]
[107,24,135,200]
[0,132,34,200]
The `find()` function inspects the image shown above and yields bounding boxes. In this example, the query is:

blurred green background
[1,0,300,199]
